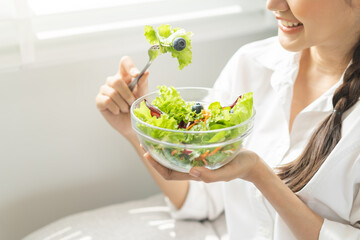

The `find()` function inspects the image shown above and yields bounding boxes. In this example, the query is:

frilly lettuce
[151,86,198,123]
[207,92,253,129]
[144,24,193,70]
[133,101,178,130]
[133,86,253,145]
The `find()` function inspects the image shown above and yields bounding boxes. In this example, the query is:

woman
[95,0,360,239]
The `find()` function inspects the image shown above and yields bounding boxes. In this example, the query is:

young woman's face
[267,0,360,52]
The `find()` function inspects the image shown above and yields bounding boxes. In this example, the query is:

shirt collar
[253,37,347,114]
[253,37,298,71]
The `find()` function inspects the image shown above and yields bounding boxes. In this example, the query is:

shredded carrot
[204,150,210,158]
[203,110,211,124]
[195,150,210,164]
[171,150,178,156]
[202,158,208,166]
[208,147,221,156]
[203,109,210,116]
[186,120,200,130]
[200,150,210,159]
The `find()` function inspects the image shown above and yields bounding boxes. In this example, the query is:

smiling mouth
[279,20,303,28]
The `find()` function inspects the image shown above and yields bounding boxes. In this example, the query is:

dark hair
[277,38,360,192]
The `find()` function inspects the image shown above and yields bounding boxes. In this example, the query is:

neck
[303,31,359,77]
[297,45,353,93]
[304,47,351,77]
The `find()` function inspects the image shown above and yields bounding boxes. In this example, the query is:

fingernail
[143,152,150,159]
[189,169,200,178]
[130,68,139,76]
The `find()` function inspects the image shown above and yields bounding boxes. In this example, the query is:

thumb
[119,56,139,84]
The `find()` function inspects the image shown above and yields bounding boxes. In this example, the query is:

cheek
[291,0,328,25]
[290,0,349,40]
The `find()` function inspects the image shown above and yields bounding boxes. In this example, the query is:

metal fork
[128,45,161,91]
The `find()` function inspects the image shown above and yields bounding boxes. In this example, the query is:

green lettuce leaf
[144,24,193,70]
[144,25,158,45]
[230,92,253,125]
[151,85,198,123]
[134,101,178,130]
[133,86,253,145]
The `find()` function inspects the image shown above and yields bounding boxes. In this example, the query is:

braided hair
[277,39,360,192]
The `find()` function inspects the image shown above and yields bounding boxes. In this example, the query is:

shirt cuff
[164,181,208,220]
[319,218,360,240]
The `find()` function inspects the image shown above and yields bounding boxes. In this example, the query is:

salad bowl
[130,87,255,173]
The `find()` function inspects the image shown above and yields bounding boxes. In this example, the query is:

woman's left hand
[143,148,264,183]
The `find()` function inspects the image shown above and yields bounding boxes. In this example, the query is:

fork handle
[128,61,152,91]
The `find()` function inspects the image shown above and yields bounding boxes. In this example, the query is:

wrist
[251,159,278,189]
[127,132,140,146]
[246,156,274,185]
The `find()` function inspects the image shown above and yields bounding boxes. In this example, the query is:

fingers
[189,164,239,183]
[190,151,261,183]
[96,93,119,115]
[141,147,238,182]
[99,84,130,113]
[143,152,199,181]
[118,56,149,97]
[141,148,245,183]
[106,75,136,107]
[119,56,140,84]
[96,55,150,117]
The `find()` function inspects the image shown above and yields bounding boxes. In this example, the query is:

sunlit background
[0,0,276,239]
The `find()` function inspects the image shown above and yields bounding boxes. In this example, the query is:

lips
[279,19,303,27]
[275,16,303,27]
[275,16,303,33]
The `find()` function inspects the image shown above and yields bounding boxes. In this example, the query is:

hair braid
[277,40,360,192]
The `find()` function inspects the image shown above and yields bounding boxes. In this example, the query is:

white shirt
[165,37,360,240]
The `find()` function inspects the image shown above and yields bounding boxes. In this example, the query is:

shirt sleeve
[164,180,224,221]
[319,182,360,240]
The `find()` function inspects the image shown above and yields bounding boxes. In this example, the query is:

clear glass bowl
[130,87,255,173]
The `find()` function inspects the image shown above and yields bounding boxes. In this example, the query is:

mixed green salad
[144,24,193,69]
[132,24,253,169]
[133,86,254,168]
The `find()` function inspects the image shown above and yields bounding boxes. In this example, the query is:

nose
[266,0,289,12]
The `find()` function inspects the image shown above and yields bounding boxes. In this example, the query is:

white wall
[0,29,276,240]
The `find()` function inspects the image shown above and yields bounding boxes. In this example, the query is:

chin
[278,34,305,53]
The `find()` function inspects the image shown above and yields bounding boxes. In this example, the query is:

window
[0,0,274,70]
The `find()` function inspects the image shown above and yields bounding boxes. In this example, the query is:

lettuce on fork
[144,24,193,70]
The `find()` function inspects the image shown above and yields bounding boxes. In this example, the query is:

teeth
[280,20,302,28]
[281,20,289,27]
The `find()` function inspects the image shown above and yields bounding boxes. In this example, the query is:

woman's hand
[96,56,149,138]
[143,147,264,183]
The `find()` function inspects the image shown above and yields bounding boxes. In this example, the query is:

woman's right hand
[96,56,149,138]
